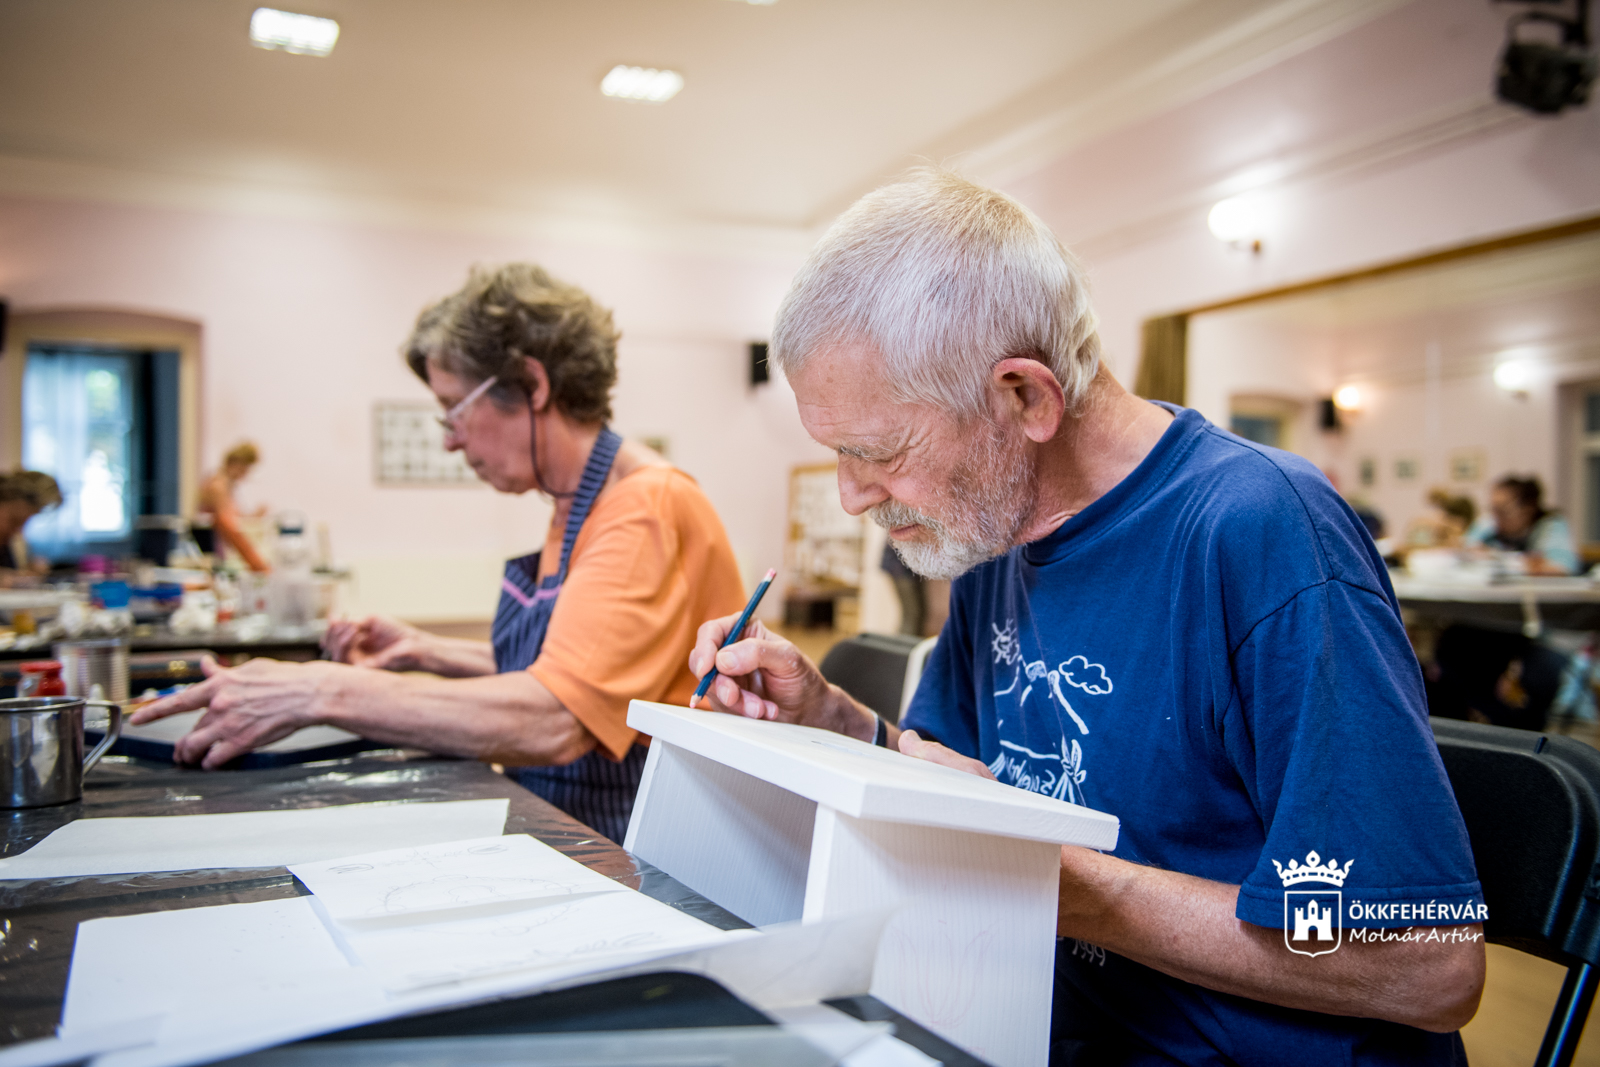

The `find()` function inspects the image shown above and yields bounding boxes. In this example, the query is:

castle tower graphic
[1292,898,1335,941]
[1277,850,1349,957]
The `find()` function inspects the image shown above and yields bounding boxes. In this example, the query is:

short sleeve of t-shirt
[530,467,745,761]
[1228,578,1483,928]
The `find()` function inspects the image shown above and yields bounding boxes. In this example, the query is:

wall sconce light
[1493,359,1531,396]
[1333,384,1363,413]
[1207,194,1268,254]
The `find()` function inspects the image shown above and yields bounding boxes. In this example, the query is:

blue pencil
[689,568,777,709]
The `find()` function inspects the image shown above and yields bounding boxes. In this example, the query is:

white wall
[0,194,830,619]
[999,0,1600,390]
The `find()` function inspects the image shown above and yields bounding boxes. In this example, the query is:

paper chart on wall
[287,834,626,922]
[0,799,509,879]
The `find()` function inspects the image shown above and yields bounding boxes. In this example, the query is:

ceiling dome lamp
[1493,357,1533,396]
[1207,193,1270,254]
[1333,384,1364,413]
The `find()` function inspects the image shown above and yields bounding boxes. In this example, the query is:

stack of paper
[29,834,736,1067]
[0,800,512,879]
[288,835,729,992]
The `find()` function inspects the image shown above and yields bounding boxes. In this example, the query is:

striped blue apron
[493,426,647,843]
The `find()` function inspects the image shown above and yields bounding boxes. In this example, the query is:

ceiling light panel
[250,8,340,57]
[600,65,685,103]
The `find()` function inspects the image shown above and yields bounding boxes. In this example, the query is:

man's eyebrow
[837,442,900,461]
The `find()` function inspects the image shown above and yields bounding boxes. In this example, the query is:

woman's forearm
[415,635,499,677]
[317,665,597,765]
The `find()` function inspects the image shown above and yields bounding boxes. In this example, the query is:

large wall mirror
[1168,219,1600,557]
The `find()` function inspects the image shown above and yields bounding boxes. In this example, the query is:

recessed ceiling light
[250,8,340,57]
[600,65,685,103]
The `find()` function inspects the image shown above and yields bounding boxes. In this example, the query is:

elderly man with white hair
[691,170,1485,1066]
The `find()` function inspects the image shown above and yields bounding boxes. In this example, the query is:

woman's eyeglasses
[437,376,498,438]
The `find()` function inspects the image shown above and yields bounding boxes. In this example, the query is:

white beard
[872,424,1036,581]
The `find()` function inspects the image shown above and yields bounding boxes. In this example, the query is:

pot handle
[83,700,123,773]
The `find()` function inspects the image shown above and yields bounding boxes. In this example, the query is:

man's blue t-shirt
[904,405,1482,1067]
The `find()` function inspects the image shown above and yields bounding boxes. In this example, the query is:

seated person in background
[1465,474,1576,575]
[0,470,62,582]
[1405,488,1476,551]
[196,442,271,573]
[691,170,1484,1065]
[1432,476,1576,729]
[134,264,746,842]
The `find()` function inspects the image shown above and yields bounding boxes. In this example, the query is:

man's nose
[836,459,887,517]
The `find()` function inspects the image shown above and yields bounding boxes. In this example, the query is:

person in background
[197,442,270,573]
[1432,475,1577,730]
[133,264,745,842]
[0,470,63,580]
[1401,488,1476,557]
[1465,474,1577,575]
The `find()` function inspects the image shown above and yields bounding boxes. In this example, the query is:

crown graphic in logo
[1273,850,1354,888]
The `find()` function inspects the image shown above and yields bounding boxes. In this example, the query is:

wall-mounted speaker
[1319,397,1341,431]
[750,342,769,386]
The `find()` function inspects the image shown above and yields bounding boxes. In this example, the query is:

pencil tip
[688,696,698,709]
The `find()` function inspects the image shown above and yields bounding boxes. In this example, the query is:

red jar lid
[18,660,62,674]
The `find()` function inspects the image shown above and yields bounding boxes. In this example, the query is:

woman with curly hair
[134,265,745,841]
[0,470,62,577]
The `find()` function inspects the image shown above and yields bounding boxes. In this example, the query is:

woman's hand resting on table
[322,615,431,671]
[128,656,334,769]
[687,612,993,779]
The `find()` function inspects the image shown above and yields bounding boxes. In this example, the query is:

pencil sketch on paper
[289,834,627,922]
[344,891,728,992]
[288,834,730,993]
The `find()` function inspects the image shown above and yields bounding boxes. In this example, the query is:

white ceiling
[0,0,1404,238]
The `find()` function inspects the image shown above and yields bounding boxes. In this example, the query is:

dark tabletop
[0,751,746,1047]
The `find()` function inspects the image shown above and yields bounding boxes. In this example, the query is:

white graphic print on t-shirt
[984,618,1113,807]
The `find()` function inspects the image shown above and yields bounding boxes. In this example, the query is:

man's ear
[521,356,552,413]
[991,357,1066,444]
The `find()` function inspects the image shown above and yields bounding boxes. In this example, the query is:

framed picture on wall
[1448,448,1485,483]
[1394,456,1420,482]
[1359,457,1377,488]
[373,402,479,486]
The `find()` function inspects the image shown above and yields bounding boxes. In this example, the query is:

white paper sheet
[335,889,729,992]
[115,710,364,755]
[0,800,509,879]
[287,834,625,922]
[59,908,889,1067]
[0,1018,160,1067]
[79,911,883,1067]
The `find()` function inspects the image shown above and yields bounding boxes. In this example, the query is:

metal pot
[55,638,130,703]
[0,697,123,808]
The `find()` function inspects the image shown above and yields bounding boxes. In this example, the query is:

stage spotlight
[1494,0,1596,114]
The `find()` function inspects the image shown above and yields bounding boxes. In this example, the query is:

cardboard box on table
[624,702,1121,1067]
